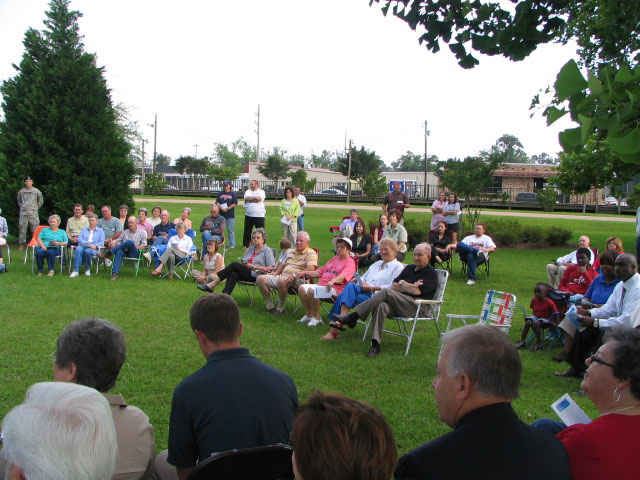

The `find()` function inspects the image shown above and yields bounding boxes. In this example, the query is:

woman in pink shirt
[295,237,357,327]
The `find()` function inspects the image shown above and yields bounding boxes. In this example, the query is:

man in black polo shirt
[332,243,438,357]
[155,294,298,480]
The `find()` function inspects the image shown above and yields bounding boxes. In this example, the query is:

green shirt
[383,224,408,253]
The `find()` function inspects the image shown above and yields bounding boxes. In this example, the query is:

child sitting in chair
[516,282,558,351]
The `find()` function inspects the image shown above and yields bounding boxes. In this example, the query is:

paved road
[134,198,634,223]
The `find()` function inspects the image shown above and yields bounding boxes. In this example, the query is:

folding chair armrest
[415,299,443,305]
[445,314,481,320]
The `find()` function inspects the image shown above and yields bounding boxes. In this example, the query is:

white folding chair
[360,269,449,355]
[446,290,517,334]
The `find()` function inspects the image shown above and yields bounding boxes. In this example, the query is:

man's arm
[177,467,194,480]
[37,189,43,208]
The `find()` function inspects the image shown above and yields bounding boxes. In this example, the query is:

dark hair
[387,208,403,222]
[73,203,83,209]
[534,282,548,294]
[606,327,640,400]
[55,318,126,392]
[354,219,366,235]
[206,239,219,253]
[476,222,486,230]
[284,186,295,198]
[152,206,162,214]
[447,192,458,203]
[599,250,619,267]
[291,391,397,480]
[189,294,241,344]
[436,220,447,229]
[577,247,591,260]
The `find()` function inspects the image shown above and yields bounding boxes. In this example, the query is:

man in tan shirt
[66,203,89,247]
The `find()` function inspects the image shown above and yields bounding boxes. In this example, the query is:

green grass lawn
[0,199,636,455]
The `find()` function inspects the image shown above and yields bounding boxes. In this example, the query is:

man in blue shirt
[216,181,237,249]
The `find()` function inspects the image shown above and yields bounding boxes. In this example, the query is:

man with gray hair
[51,318,156,480]
[332,243,438,357]
[199,204,226,246]
[394,324,571,480]
[1,381,117,480]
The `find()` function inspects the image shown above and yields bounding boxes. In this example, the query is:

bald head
[614,253,638,282]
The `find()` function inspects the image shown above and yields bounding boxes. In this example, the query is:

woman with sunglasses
[534,327,640,480]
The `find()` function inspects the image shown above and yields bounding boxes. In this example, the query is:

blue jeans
[202,230,223,246]
[35,247,61,272]
[531,418,566,435]
[73,245,98,272]
[297,214,304,232]
[225,217,235,248]
[110,240,140,275]
[327,283,372,321]
[456,242,486,281]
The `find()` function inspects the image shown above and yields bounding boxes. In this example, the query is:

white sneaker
[307,318,323,326]
[466,279,476,285]
[85,270,91,277]
[104,258,112,267]
[143,251,152,262]
[47,271,55,277]
[69,271,79,278]
[298,315,310,324]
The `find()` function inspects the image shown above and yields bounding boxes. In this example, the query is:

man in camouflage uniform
[17,176,44,250]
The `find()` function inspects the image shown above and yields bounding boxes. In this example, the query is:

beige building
[244,162,348,189]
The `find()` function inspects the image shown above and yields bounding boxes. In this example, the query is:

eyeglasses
[589,354,616,369]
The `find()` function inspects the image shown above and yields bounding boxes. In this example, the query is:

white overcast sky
[0,0,578,165]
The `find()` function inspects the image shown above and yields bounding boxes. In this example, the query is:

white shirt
[244,188,266,217]
[556,248,595,265]
[590,273,640,328]
[168,234,194,253]
[362,259,405,291]
[460,234,496,250]
[297,194,307,214]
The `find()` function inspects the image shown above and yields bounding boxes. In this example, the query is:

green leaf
[608,129,640,155]
[614,68,633,83]
[559,127,583,152]
[578,114,593,142]
[555,60,587,101]
[587,71,604,96]
[593,113,620,130]
[545,106,568,126]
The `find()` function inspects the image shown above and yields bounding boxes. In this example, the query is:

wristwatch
[593,318,599,328]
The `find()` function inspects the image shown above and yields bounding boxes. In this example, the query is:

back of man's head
[54,318,126,393]
[189,293,241,344]
[441,324,521,400]
[1,382,117,480]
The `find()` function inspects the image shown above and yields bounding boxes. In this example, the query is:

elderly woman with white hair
[35,214,68,276]
[173,207,192,231]
[151,222,193,280]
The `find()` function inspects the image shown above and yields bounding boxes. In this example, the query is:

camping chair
[28,227,66,275]
[186,444,294,480]
[23,225,48,266]
[283,247,320,312]
[0,241,10,264]
[460,250,491,278]
[446,290,517,334]
[433,253,452,272]
[359,269,449,355]
[329,216,363,237]
[238,247,278,307]
[68,244,106,274]
[111,247,147,278]
[163,229,197,280]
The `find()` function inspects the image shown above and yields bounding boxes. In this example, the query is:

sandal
[328,321,346,331]
[515,341,527,349]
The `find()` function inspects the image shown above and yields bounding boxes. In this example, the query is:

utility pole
[194,144,199,159]
[148,114,158,173]
[423,120,430,198]
[141,138,147,195]
[255,104,261,163]
[347,139,352,203]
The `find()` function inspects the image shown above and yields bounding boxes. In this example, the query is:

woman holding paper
[295,237,357,327]
[279,186,300,246]
[536,327,640,480]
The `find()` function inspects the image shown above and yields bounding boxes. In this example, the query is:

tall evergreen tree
[0,0,134,230]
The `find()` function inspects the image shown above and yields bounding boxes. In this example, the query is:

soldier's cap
[25,176,32,181]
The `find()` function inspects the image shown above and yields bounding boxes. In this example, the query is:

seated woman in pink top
[295,237,357,327]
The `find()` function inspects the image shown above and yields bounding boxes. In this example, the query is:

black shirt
[350,233,372,255]
[152,221,176,238]
[394,264,438,299]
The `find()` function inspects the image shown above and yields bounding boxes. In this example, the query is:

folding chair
[460,250,491,278]
[166,229,197,280]
[238,248,277,307]
[29,232,66,275]
[329,216,363,237]
[0,241,10,264]
[68,245,105,274]
[111,248,147,278]
[23,225,48,266]
[446,290,517,334]
[360,269,449,355]
[187,444,294,480]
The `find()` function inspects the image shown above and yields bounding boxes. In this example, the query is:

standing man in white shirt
[243,180,266,248]
[294,186,307,232]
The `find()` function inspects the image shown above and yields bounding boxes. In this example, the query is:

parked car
[163,185,177,190]
[605,196,618,206]
[318,188,347,196]
[515,192,538,203]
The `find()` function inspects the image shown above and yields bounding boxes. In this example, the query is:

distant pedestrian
[216,181,238,249]
[243,180,266,248]
[294,186,307,232]
[17,176,43,250]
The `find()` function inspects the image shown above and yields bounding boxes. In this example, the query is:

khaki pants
[546,264,567,289]
[355,289,418,344]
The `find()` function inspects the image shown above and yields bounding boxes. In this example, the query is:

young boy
[517,282,558,351]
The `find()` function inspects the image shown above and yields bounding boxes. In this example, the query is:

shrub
[521,226,545,245]
[545,228,573,246]
[536,188,558,212]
